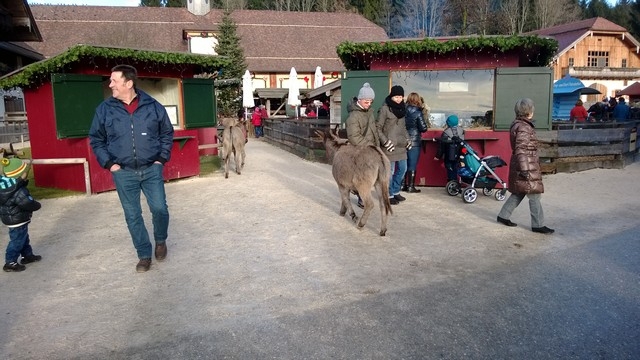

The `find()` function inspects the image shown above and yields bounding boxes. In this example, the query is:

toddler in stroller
[446,139,508,203]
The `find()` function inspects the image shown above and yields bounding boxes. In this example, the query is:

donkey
[220,118,246,179]
[316,129,393,236]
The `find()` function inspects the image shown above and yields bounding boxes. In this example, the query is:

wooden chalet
[528,17,640,102]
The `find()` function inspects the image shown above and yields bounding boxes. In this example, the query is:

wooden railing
[262,117,331,162]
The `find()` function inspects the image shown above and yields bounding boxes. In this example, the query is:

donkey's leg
[338,186,355,220]
[224,153,230,179]
[357,188,374,230]
[375,181,388,236]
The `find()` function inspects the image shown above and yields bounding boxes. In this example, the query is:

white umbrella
[242,70,253,121]
[314,66,323,89]
[287,67,301,118]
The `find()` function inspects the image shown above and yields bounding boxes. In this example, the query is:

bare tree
[499,0,530,34]
[533,0,581,29]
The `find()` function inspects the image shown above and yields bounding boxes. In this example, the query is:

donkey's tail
[373,145,393,215]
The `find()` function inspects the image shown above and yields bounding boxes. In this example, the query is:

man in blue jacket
[89,65,174,273]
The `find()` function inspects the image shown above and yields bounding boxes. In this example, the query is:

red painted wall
[369,50,520,71]
[416,130,511,187]
[24,68,205,193]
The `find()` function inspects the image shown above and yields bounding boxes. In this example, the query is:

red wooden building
[338,36,558,186]
[0,45,228,193]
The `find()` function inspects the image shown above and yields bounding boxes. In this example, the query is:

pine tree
[139,0,186,6]
[214,11,248,117]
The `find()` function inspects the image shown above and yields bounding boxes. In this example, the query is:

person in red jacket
[569,99,588,124]
[252,105,264,138]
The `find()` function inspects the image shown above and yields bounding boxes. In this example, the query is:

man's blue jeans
[5,223,33,263]
[112,164,169,260]
[390,160,408,196]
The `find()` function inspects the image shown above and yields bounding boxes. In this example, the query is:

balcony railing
[562,66,640,79]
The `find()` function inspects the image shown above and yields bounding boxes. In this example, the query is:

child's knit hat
[446,115,459,127]
[1,158,28,179]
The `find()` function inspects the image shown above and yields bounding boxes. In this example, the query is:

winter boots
[402,171,421,193]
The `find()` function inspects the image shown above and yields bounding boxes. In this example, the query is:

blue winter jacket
[89,89,174,170]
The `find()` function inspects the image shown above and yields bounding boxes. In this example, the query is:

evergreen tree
[631,0,640,39]
[140,0,162,6]
[214,11,248,117]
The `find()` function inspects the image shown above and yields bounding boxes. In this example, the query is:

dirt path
[1,139,639,359]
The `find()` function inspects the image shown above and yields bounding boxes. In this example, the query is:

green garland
[337,35,558,70]
[0,44,230,90]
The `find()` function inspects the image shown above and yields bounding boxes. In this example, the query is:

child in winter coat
[435,115,465,182]
[0,158,41,272]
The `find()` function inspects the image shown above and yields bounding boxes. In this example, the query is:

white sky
[28,0,140,6]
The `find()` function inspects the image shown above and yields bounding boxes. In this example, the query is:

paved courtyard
[1,139,639,359]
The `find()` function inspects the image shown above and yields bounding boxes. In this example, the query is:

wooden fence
[262,118,331,162]
[538,120,639,173]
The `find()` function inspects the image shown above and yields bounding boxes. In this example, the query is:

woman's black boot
[407,171,421,193]
[401,173,409,192]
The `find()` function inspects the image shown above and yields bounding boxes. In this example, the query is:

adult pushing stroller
[446,139,508,203]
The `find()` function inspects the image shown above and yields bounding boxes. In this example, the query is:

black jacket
[404,105,428,147]
[0,177,41,226]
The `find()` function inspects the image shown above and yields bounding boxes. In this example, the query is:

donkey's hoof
[379,229,387,236]
[357,224,365,230]
[350,213,358,223]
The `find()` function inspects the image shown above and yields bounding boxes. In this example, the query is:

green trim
[337,35,558,70]
[0,44,230,90]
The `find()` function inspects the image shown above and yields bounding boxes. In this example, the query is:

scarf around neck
[385,96,406,119]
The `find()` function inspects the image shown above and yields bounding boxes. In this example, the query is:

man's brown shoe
[155,243,167,261]
[136,258,151,273]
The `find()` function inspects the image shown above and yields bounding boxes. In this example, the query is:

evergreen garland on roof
[0,44,230,90]
[337,35,558,70]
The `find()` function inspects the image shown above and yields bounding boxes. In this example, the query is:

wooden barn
[0,44,228,194]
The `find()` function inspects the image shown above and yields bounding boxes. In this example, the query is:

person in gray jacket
[377,85,410,205]
[346,82,379,208]
[89,65,174,273]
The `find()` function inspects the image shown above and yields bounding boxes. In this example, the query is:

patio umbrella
[314,66,323,89]
[242,70,253,121]
[287,67,301,118]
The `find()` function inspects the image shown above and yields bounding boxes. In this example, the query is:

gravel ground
[1,139,639,359]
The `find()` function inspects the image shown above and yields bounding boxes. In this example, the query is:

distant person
[569,99,588,124]
[252,105,263,138]
[346,83,380,208]
[402,92,428,193]
[612,97,630,121]
[89,64,174,272]
[305,105,317,118]
[318,101,329,118]
[587,99,606,122]
[497,98,554,234]
[434,115,465,182]
[377,85,409,205]
[1,158,41,272]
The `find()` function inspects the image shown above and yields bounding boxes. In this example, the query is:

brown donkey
[316,129,392,236]
[221,118,246,178]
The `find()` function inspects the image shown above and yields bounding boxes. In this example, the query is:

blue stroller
[446,140,508,203]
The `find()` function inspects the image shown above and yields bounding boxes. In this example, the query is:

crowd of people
[345,82,554,235]
[573,96,640,124]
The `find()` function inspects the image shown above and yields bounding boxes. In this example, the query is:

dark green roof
[337,35,558,71]
[0,44,230,90]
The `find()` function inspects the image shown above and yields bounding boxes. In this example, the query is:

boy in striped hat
[0,158,41,272]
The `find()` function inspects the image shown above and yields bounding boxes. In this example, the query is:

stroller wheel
[495,189,507,201]
[462,188,478,203]
[446,180,461,196]
[482,188,494,196]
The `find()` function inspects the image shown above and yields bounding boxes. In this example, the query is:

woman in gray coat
[497,98,554,234]
[377,85,410,205]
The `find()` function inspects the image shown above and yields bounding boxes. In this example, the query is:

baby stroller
[446,139,508,203]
